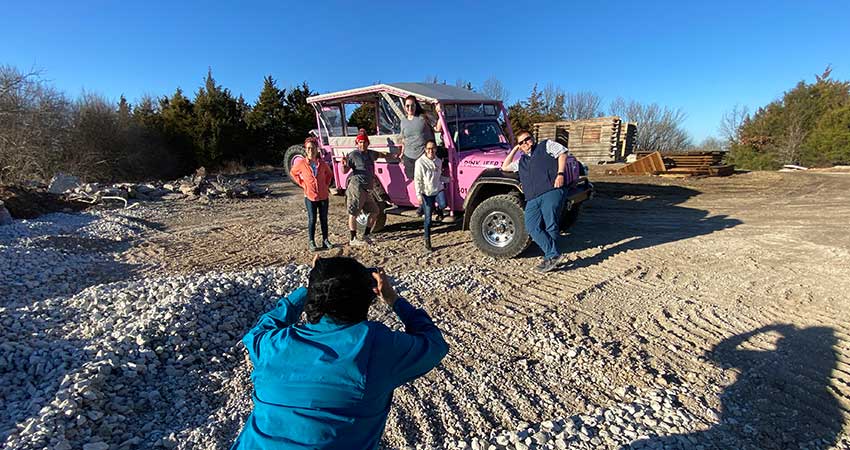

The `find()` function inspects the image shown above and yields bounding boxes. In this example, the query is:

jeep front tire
[469,194,531,258]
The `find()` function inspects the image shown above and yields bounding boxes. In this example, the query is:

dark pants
[524,188,564,260]
[403,156,424,213]
[402,155,417,180]
[422,191,447,240]
[305,198,329,243]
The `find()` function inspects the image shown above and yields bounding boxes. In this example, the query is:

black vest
[518,140,559,201]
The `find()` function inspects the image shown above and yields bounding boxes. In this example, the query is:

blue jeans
[422,191,447,239]
[524,188,564,260]
[305,198,329,243]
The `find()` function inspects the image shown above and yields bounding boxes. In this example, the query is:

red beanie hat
[355,128,369,145]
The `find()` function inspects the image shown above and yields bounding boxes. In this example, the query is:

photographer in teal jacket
[231,256,449,449]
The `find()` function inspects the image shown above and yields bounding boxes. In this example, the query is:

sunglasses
[518,136,533,145]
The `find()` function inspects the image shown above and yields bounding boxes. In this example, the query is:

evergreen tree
[193,68,245,167]
[806,104,850,166]
[283,81,317,144]
[160,87,198,171]
[246,75,288,163]
[347,103,376,134]
[508,84,552,135]
[117,95,132,127]
[729,68,850,169]
[132,95,161,129]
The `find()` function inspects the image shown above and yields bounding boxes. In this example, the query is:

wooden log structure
[533,116,636,164]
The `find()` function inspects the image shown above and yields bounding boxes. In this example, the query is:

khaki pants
[346,183,379,217]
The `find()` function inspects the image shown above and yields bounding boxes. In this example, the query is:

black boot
[424,235,433,252]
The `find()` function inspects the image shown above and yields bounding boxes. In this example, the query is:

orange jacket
[290,158,333,201]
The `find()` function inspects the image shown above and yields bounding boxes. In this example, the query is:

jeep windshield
[447,120,509,151]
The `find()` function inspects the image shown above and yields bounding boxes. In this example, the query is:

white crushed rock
[8,208,840,450]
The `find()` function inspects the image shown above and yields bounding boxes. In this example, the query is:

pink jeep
[284,83,593,258]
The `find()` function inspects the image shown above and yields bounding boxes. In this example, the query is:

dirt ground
[120,168,850,448]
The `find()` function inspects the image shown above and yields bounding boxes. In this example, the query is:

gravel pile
[395,266,501,305]
[1,264,311,450]
[0,209,718,450]
[430,387,710,450]
[0,210,164,302]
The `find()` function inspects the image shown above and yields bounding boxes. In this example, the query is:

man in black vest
[501,130,569,272]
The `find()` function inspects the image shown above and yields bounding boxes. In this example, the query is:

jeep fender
[461,168,524,230]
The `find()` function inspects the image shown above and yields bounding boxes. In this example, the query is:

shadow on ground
[520,181,742,268]
[624,324,843,449]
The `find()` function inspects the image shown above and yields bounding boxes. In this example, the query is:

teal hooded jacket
[231,287,448,449]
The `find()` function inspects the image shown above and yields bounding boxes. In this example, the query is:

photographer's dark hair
[305,257,375,324]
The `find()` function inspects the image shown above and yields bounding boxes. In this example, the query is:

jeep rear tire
[283,145,306,186]
[559,203,581,231]
[469,194,531,258]
[372,199,388,233]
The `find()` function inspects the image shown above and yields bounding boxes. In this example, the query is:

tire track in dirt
[111,171,850,447]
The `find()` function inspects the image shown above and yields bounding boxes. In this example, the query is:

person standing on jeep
[400,96,440,214]
[343,130,381,246]
[400,95,436,180]
[501,130,570,273]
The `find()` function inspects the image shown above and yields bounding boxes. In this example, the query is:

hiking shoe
[535,258,559,273]
[349,238,367,247]
[322,238,333,249]
[309,241,318,252]
[363,235,375,245]
[555,253,571,266]
[534,259,548,272]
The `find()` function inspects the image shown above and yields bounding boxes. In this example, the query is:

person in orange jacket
[290,137,334,251]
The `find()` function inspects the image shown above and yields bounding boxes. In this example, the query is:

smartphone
[365,267,379,289]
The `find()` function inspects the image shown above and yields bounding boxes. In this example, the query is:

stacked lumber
[613,150,734,177]
[533,117,636,164]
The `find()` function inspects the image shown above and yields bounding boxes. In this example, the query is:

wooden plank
[614,151,665,175]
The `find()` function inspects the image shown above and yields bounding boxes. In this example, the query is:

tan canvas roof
[307,82,496,104]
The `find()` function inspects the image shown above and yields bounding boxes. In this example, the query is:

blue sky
[3,0,847,142]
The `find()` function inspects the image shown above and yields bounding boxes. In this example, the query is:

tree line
[725,66,850,169]
[0,65,315,184]
[462,72,849,168]
[3,64,847,185]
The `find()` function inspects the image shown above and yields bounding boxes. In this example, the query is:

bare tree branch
[610,97,692,151]
[481,76,509,102]
[564,91,603,120]
[719,104,749,147]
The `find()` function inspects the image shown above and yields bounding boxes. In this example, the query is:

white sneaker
[349,238,367,247]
